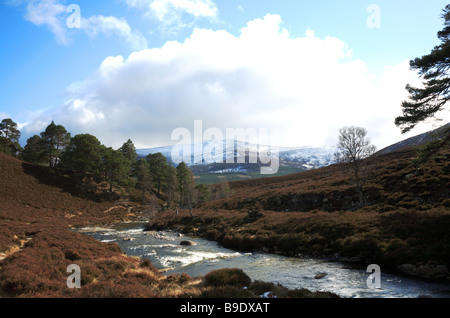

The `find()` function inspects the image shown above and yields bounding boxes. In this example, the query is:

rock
[180,240,197,246]
[314,272,327,279]
[123,237,135,241]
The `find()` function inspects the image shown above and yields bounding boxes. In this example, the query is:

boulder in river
[314,272,327,279]
[180,240,197,246]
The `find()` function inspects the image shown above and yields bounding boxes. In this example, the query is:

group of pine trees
[0,118,209,209]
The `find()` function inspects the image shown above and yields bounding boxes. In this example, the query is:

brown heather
[0,152,204,298]
[151,146,450,273]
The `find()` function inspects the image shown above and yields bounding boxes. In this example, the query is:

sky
[1,0,449,150]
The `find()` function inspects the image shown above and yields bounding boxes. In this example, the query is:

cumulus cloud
[17,0,146,49]
[23,14,440,150]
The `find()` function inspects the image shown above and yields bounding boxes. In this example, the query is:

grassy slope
[0,152,202,298]
[151,146,450,277]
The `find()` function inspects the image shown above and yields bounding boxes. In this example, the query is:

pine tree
[62,134,103,181]
[40,121,70,167]
[134,158,153,203]
[396,4,450,133]
[102,146,130,200]
[119,139,138,162]
[146,152,169,195]
[119,139,138,179]
[0,118,22,156]
[166,165,178,208]
[22,135,47,164]
[176,162,195,209]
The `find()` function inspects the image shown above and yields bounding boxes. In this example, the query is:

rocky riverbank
[398,263,449,280]
[148,207,450,284]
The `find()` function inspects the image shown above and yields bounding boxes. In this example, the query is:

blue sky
[1,0,449,149]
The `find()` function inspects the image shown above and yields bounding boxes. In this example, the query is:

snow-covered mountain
[137,140,337,173]
[136,145,174,160]
[137,123,449,176]
[278,146,338,169]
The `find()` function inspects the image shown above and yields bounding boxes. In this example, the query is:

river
[77,223,450,298]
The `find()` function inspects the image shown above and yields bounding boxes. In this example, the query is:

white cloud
[24,0,67,44]
[151,0,217,19]
[81,15,148,50]
[126,0,218,34]
[24,14,444,150]
[18,0,146,49]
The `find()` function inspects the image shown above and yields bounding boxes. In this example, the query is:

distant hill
[137,124,449,184]
[137,140,338,184]
[375,123,450,156]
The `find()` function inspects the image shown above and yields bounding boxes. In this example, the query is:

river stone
[180,240,197,246]
[314,272,327,279]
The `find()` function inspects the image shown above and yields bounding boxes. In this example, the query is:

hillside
[151,143,450,280]
[0,152,335,299]
[375,123,450,156]
[201,146,449,212]
[0,153,200,298]
[0,152,167,297]
[0,152,137,253]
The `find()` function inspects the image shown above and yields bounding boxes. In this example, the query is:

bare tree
[335,126,377,208]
